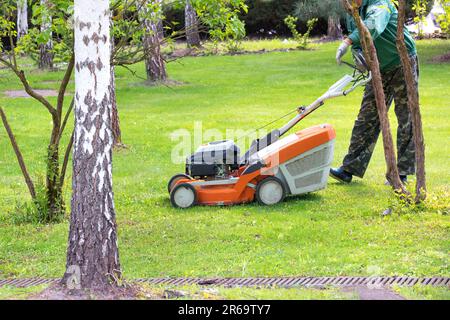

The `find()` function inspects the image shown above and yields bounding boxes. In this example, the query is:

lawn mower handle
[279,71,372,136]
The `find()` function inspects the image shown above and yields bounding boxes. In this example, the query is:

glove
[336,40,351,65]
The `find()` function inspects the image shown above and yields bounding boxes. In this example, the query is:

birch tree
[16,0,28,40]
[38,0,53,69]
[185,0,201,47]
[63,0,121,290]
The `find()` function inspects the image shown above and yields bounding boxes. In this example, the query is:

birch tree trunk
[64,0,121,290]
[342,0,408,195]
[143,0,167,83]
[16,0,28,41]
[397,0,426,203]
[185,0,201,48]
[327,15,343,40]
[39,0,53,69]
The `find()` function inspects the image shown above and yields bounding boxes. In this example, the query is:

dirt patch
[29,282,143,300]
[168,47,201,59]
[342,286,406,300]
[3,89,66,98]
[431,53,450,63]
[127,79,186,88]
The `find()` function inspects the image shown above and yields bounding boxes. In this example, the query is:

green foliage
[412,0,429,38]
[194,0,248,53]
[14,0,74,65]
[0,1,17,53]
[283,15,317,49]
[10,177,65,225]
[437,0,450,37]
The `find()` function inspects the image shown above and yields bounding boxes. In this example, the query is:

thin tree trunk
[343,0,408,195]
[0,107,36,199]
[397,0,426,203]
[327,15,343,40]
[64,0,121,290]
[185,0,201,47]
[110,64,122,147]
[143,0,167,83]
[46,132,63,221]
[109,31,123,147]
[39,0,53,69]
[157,19,164,40]
[16,0,28,41]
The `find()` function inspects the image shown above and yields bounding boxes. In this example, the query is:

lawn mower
[168,52,371,208]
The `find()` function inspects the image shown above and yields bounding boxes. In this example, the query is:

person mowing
[330,0,418,184]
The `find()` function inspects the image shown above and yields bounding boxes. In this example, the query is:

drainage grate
[0,277,448,289]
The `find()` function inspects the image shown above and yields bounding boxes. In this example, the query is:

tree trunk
[157,20,164,40]
[16,0,28,41]
[185,0,201,48]
[397,0,426,203]
[39,0,53,69]
[109,31,123,147]
[110,64,123,147]
[343,0,408,195]
[327,15,343,40]
[64,0,121,290]
[143,0,167,83]
[46,132,63,221]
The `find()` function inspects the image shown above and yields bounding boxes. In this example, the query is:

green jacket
[347,0,416,72]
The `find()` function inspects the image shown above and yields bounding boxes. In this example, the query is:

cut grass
[393,284,450,300]
[0,40,449,299]
[0,284,49,300]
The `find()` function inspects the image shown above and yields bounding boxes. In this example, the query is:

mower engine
[186,140,240,179]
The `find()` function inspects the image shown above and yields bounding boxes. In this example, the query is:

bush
[437,0,450,38]
[284,15,317,49]
[10,178,65,225]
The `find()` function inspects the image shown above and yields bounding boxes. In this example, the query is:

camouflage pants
[342,55,419,178]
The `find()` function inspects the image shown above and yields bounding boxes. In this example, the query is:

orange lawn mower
[168,53,371,208]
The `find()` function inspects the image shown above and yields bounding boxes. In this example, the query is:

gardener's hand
[336,39,352,65]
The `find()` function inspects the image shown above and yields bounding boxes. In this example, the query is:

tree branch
[0,107,36,199]
[343,0,408,196]
[0,56,57,119]
[57,54,75,120]
[59,129,74,189]
[397,0,426,202]
[58,98,74,143]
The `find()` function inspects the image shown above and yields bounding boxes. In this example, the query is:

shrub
[283,15,318,49]
[10,178,66,225]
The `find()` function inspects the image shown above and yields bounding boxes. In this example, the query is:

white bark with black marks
[16,0,28,40]
[185,0,201,47]
[64,0,121,290]
[143,0,167,83]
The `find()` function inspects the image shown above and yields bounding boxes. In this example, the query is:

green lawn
[0,40,449,289]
